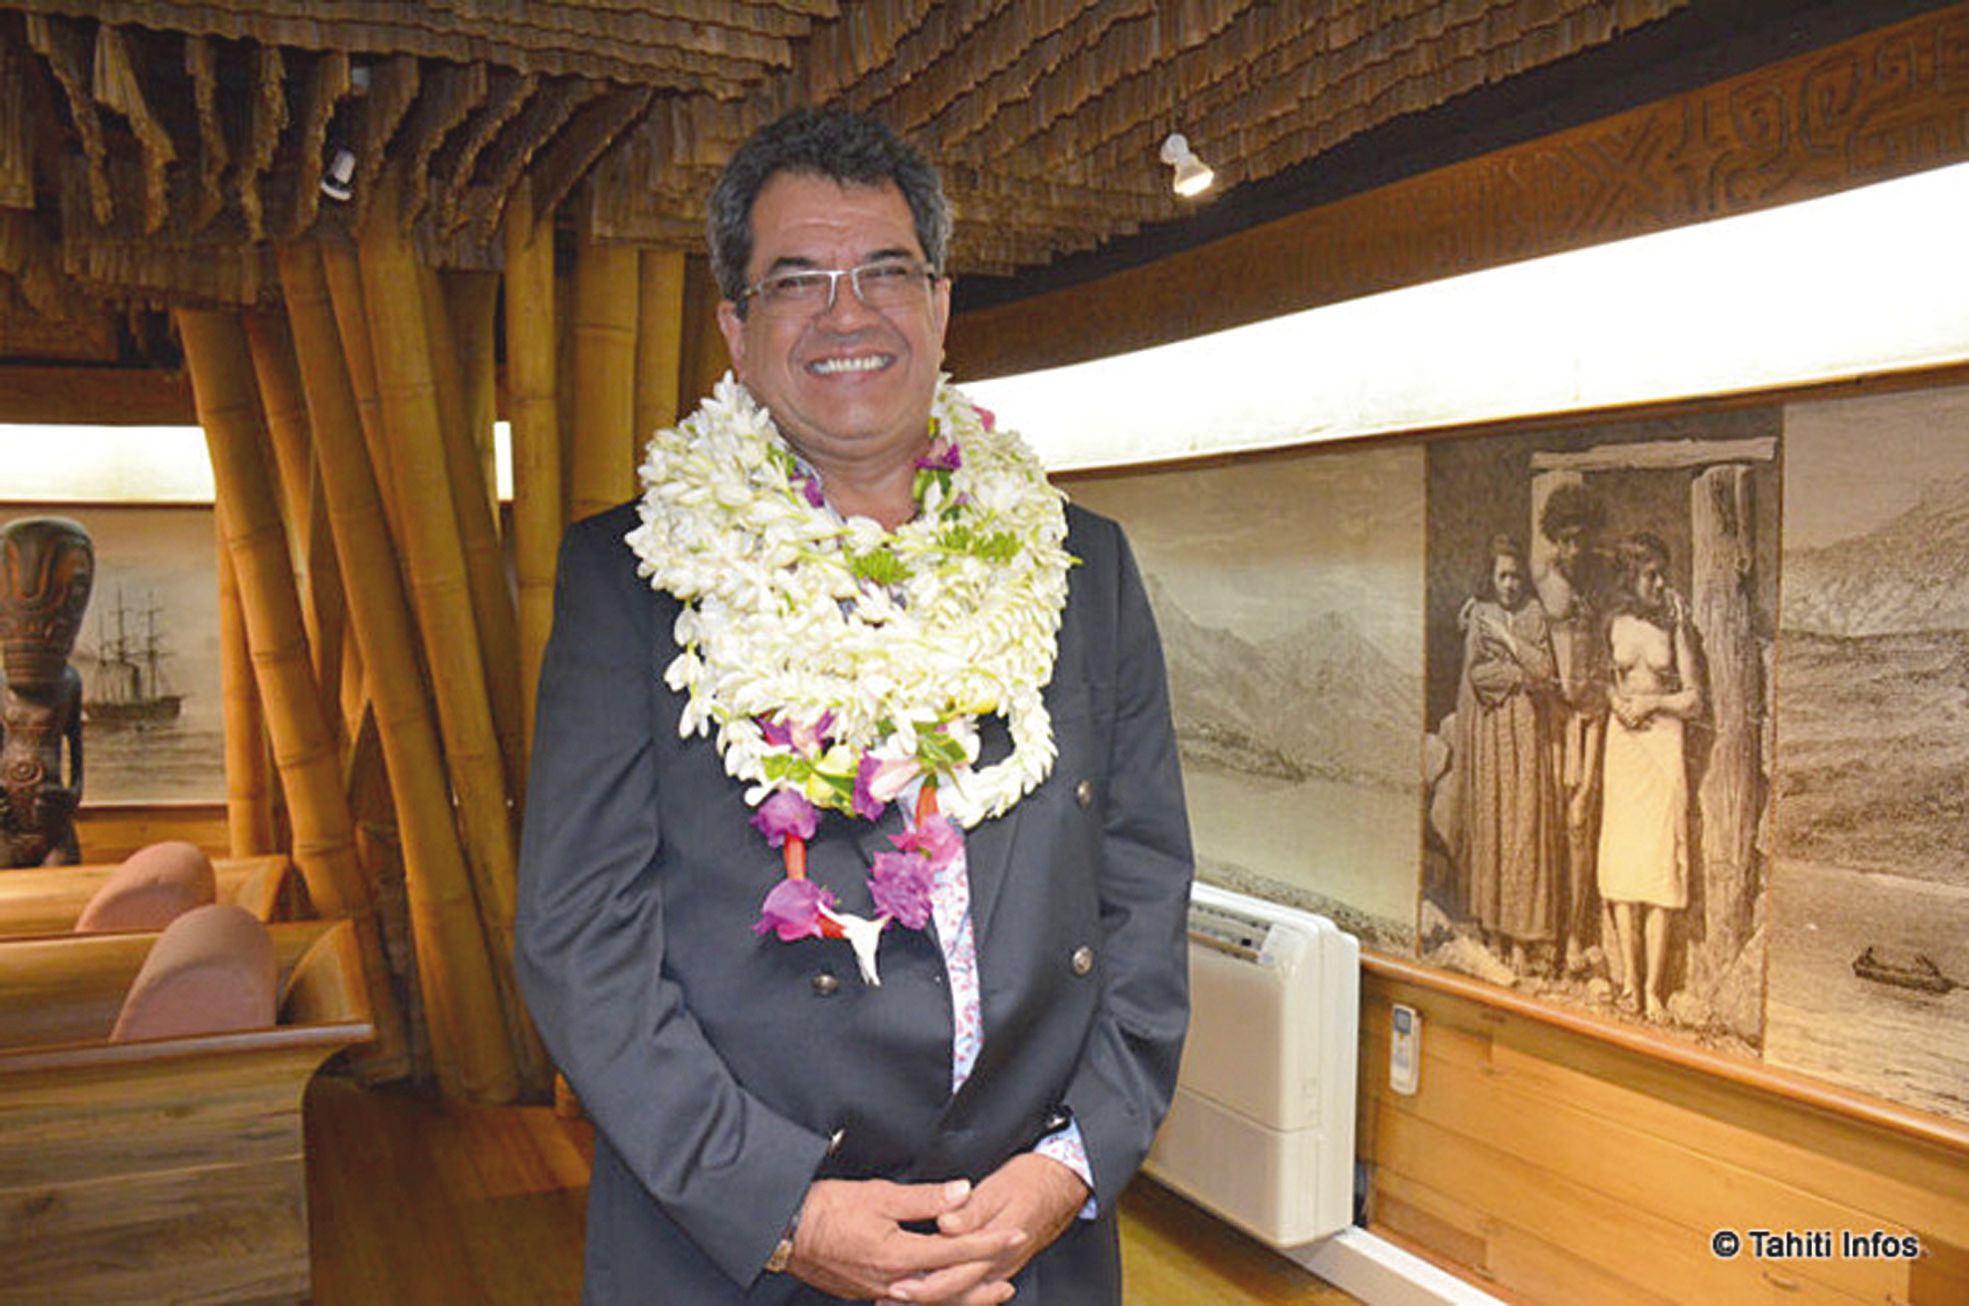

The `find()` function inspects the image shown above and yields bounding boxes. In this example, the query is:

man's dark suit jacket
[516,499,1193,1304]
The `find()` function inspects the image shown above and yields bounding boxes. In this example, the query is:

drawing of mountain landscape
[1765,384,1969,1123]
[1066,443,1426,951]
[1151,575,1416,793]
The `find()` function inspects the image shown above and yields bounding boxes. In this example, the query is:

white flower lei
[625,373,1074,828]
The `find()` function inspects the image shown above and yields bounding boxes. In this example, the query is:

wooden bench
[0,918,374,1304]
[0,854,295,937]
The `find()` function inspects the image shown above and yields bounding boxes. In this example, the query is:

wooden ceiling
[0,0,1703,326]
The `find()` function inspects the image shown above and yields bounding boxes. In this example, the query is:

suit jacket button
[1070,945,1095,977]
[827,1127,847,1157]
[811,972,840,997]
[1075,779,1095,808]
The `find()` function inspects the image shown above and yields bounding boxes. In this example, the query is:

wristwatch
[764,1211,800,1274]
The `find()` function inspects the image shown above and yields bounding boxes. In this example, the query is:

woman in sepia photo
[1454,534,1563,975]
[1597,532,1704,1020]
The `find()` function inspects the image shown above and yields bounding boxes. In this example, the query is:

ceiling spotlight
[321,146,356,202]
[1160,132,1214,198]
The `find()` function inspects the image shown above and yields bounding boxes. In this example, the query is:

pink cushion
[109,904,277,1042]
[74,841,217,933]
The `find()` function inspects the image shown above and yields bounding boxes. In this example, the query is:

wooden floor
[305,1073,1360,1304]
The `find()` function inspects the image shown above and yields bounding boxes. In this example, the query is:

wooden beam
[0,365,195,425]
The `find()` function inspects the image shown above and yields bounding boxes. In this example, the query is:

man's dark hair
[1538,482,1605,543]
[707,105,952,308]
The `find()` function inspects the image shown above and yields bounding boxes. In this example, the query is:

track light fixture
[1160,132,1214,198]
[320,146,356,202]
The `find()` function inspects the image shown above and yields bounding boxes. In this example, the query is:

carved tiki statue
[0,517,94,867]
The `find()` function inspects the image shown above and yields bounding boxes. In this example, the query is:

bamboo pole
[176,307,371,923]
[216,504,276,857]
[243,307,357,749]
[555,264,576,524]
[319,240,404,554]
[355,182,546,1097]
[633,247,686,464]
[445,269,503,532]
[568,234,638,523]
[502,189,561,755]
[418,261,525,802]
[277,241,522,1102]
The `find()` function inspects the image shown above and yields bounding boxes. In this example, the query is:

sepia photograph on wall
[1065,443,1425,951]
[0,503,224,804]
[1421,408,1781,1049]
[1765,381,1969,1124]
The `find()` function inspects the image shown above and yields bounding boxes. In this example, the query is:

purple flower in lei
[758,710,835,754]
[753,878,836,942]
[891,813,963,870]
[749,789,818,848]
[852,752,920,821]
[868,851,935,930]
[915,435,963,473]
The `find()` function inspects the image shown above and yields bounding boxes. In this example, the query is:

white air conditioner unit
[1143,880,1360,1248]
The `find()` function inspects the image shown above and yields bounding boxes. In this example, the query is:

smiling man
[516,106,1193,1306]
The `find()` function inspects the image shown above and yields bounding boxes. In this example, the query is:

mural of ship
[84,589,183,727]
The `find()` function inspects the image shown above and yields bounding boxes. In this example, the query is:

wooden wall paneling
[1371,1167,1676,1306]
[1357,969,1969,1304]
[1360,1017,1911,1302]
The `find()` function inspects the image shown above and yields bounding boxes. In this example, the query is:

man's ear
[717,299,747,376]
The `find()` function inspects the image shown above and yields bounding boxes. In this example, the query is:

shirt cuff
[1033,1120,1099,1219]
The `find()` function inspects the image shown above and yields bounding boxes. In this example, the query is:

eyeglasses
[739,259,939,318]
